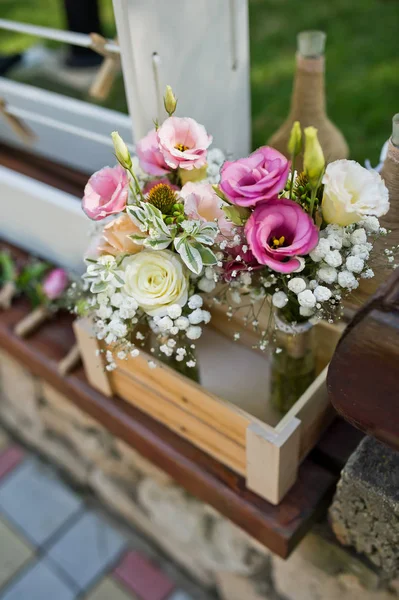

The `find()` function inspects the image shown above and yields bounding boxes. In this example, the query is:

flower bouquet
[215,123,391,413]
[80,87,231,381]
[79,85,392,413]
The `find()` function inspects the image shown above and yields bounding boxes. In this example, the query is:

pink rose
[42,268,68,300]
[83,165,129,221]
[220,146,290,207]
[157,117,212,171]
[245,198,318,273]
[180,182,234,238]
[142,178,180,195]
[136,129,171,176]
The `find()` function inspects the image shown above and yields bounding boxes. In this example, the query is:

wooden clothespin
[58,343,81,377]
[89,33,120,101]
[0,98,36,144]
[14,305,51,338]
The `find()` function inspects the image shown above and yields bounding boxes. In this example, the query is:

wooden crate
[74,316,343,505]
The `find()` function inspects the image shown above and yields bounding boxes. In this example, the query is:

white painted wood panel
[0,78,132,173]
[113,0,251,158]
[0,166,88,273]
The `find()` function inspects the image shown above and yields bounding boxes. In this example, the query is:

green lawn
[0,0,398,163]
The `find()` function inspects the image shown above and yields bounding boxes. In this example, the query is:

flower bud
[288,121,302,156]
[111,131,132,169]
[303,126,325,188]
[163,85,177,116]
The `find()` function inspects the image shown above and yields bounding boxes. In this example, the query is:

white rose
[338,270,359,290]
[313,285,332,302]
[350,228,367,245]
[346,256,364,273]
[324,250,342,268]
[322,160,390,226]
[122,250,189,317]
[317,266,337,284]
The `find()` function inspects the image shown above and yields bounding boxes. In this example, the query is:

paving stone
[0,457,82,545]
[114,551,175,600]
[0,429,9,452]
[0,446,25,482]
[1,558,75,600]
[0,518,33,588]
[48,510,126,590]
[86,577,137,600]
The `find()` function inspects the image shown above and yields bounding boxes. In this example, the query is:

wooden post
[112,0,251,158]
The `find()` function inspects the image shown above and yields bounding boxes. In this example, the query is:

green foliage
[17,260,50,307]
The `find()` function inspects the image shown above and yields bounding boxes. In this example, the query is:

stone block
[329,436,399,578]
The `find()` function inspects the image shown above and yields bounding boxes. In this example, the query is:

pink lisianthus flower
[220,146,290,207]
[245,198,318,273]
[82,165,129,221]
[42,268,68,300]
[142,178,180,195]
[180,182,234,238]
[157,117,212,171]
[136,129,171,176]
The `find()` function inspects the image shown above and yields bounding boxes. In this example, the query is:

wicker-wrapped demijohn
[357,114,399,299]
[268,31,349,169]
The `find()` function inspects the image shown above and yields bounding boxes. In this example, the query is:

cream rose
[122,250,189,317]
[322,160,389,226]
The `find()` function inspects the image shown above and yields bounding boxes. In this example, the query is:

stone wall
[0,348,398,600]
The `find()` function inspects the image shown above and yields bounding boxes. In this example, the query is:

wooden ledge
[0,243,362,559]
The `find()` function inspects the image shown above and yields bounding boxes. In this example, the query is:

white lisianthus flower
[288,277,307,294]
[346,256,364,273]
[360,216,380,234]
[122,250,189,317]
[186,326,202,340]
[313,285,332,302]
[272,291,288,309]
[350,228,367,245]
[188,294,203,310]
[299,306,315,317]
[297,289,316,309]
[175,316,190,331]
[324,250,342,268]
[198,277,216,293]
[317,266,338,284]
[309,238,330,262]
[322,160,390,226]
[167,304,182,319]
[338,270,359,290]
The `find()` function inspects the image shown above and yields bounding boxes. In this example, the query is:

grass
[0,0,398,163]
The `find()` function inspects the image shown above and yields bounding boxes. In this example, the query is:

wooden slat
[112,367,247,474]
[114,351,267,447]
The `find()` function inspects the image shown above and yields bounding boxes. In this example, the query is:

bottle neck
[381,140,399,224]
[289,54,326,120]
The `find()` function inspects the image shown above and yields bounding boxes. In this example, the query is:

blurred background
[0,0,398,164]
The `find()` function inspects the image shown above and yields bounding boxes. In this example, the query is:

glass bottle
[268,31,349,169]
[270,312,316,414]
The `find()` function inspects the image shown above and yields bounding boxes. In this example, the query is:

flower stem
[289,152,296,199]
[309,187,317,218]
[128,167,145,203]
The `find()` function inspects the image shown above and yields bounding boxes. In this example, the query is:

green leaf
[212,185,229,202]
[222,204,250,226]
[129,234,147,245]
[91,280,108,293]
[194,234,216,246]
[193,243,217,266]
[176,240,203,275]
[0,252,16,283]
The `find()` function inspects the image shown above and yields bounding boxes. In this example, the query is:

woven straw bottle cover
[268,31,349,169]
[358,114,399,298]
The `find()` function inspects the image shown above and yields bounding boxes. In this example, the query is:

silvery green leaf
[129,234,147,245]
[127,206,147,228]
[152,214,173,237]
[113,272,125,285]
[144,237,172,250]
[194,243,218,266]
[91,281,108,293]
[177,240,203,275]
[194,234,216,246]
